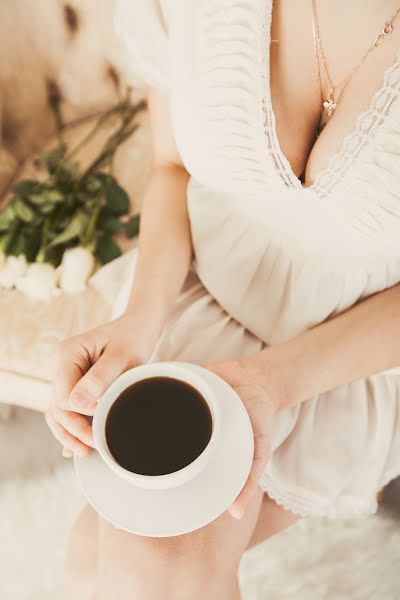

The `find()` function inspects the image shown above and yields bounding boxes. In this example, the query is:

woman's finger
[53,337,97,412]
[62,448,74,458]
[53,407,95,448]
[229,431,271,520]
[69,347,132,411]
[45,411,91,456]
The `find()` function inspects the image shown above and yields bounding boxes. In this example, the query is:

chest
[169,0,400,194]
[269,0,400,185]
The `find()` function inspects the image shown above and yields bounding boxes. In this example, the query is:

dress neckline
[259,0,400,198]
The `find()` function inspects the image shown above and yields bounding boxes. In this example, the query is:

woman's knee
[110,521,229,575]
[146,489,263,562]
[98,501,259,578]
[95,523,228,600]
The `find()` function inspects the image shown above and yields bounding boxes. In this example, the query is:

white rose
[58,247,95,294]
[0,255,28,289]
[15,262,58,300]
[0,250,5,270]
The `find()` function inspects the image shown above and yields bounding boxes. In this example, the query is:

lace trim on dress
[258,472,379,518]
[313,48,400,199]
[259,0,302,190]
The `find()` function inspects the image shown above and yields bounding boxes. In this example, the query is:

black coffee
[105,376,213,476]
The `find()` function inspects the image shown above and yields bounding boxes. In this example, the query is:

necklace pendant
[322,91,337,118]
[319,90,337,130]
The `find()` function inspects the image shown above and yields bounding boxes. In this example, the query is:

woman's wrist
[238,349,295,414]
[243,283,400,412]
[122,291,170,346]
[239,344,311,413]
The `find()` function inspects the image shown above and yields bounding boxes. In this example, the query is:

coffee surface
[105,376,213,475]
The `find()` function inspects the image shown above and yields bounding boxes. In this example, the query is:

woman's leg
[245,492,299,551]
[65,504,99,600]
[66,488,300,600]
[95,486,264,600]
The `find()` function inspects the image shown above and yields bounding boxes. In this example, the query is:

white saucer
[74,363,254,537]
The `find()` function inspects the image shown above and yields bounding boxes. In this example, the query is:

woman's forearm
[124,164,192,338]
[244,283,400,411]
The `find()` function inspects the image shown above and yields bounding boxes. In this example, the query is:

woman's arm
[211,282,400,519]
[46,87,193,456]
[124,87,192,340]
[244,283,400,411]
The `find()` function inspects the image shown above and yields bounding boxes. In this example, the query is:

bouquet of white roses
[0,91,142,300]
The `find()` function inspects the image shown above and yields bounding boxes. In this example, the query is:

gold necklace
[311,1,400,131]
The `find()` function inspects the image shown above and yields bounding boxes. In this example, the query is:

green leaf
[39,202,56,215]
[30,189,64,206]
[29,193,48,206]
[95,234,122,264]
[42,245,64,267]
[7,230,25,256]
[0,206,15,231]
[39,144,67,173]
[3,230,16,254]
[45,189,64,203]
[13,180,39,198]
[53,165,78,193]
[81,196,101,212]
[104,218,125,235]
[7,228,40,260]
[15,199,35,223]
[49,210,89,247]
[98,174,130,216]
[0,234,9,251]
[125,214,140,238]
[85,177,102,196]
[97,206,114,225]
[24,229,42,262]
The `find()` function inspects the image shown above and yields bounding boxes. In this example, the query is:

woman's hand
[46,312,159,458]
[207,356,286,521]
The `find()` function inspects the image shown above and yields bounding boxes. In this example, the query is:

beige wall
[0,0,144,196]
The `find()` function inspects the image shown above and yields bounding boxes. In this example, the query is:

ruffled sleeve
[114,0,171,91]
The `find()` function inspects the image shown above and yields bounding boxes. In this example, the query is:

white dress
[107,0,400,518]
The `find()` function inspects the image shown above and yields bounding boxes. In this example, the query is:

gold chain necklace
[311,1,400,132]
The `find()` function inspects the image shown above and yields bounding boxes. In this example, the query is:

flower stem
[36,248,46,263]
[63,92,135,165]
[0,235,10,252]
[82,203,102,248]
[79,98,145,181]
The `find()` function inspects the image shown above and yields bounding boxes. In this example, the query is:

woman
[46,1,400,598]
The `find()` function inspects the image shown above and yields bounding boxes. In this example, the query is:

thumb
[69,347,132,410]
[228,430,271,520]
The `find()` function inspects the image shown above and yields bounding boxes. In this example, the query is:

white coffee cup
[92,361,221,490]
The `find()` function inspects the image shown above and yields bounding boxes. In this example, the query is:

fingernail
[77,447,89,458]
[70,392,88,408]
